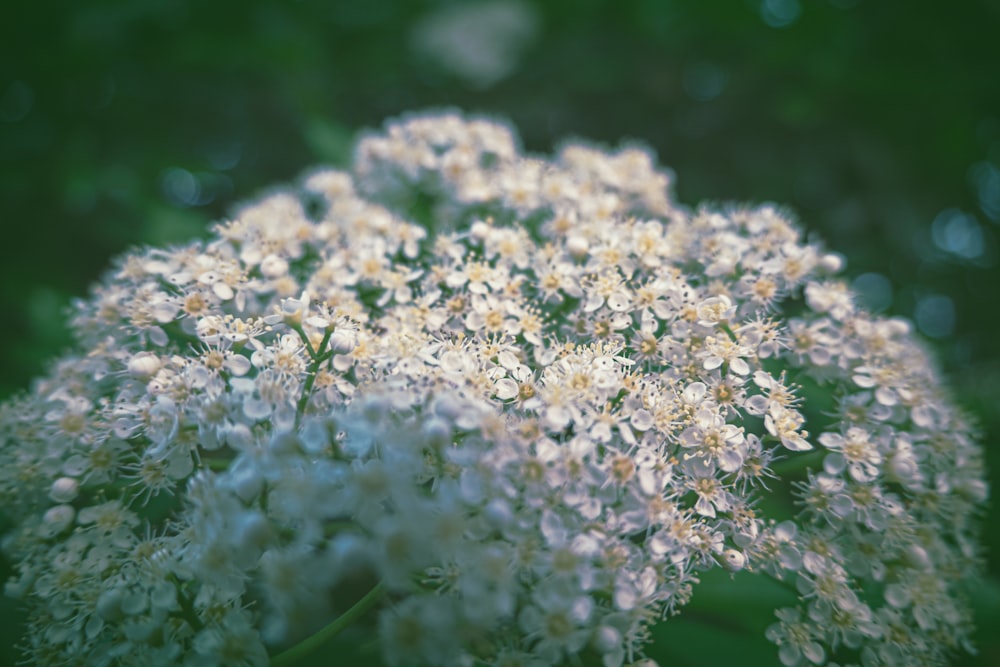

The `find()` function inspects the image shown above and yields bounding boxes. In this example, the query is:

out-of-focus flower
[410,0,540,89]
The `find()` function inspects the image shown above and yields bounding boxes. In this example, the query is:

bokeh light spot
[683,63,728,102]
[0,80,34,122]
[852,272,893,312]
[410,0,539,89]
[915,294,955,339]
[159,168,228,208]
[969,161,1000,223]
[931,208,984,259]
[760,0,801,28]
[208,140,243,171]
[160,168,200,207]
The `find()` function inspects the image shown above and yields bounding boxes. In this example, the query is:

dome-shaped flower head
[0,111,987,667]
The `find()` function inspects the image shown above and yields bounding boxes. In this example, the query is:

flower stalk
[270,582,386,667]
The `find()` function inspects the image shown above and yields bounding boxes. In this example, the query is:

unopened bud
[330,329,356,354]
[566,235,589,259]
[819,252,844,273]
[260,254,289,278]
[723,548,746,571]
[49,477,79,503]
[469,220,490,242]
[423,418,452,449]
[127,353,161,380]
[42,504,75,536]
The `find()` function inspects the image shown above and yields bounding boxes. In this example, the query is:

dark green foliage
[2,1,998,664]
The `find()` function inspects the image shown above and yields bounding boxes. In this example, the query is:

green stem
[769,450,824,477]
[293,328,333,430]
[171,575,205,632]
[288,323,318,359]
[295,369,319,431]
[719,322,739,343]
[269,581,386,666]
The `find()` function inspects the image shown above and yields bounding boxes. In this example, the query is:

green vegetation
[2,1,997,664]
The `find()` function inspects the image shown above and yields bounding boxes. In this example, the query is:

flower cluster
[0,111,987,667]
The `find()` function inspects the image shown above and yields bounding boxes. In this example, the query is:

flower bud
[235,511,272,551]
[260,254,289,278]
[469,219,490,242]
[41,504,75,536]
[566,235,589,259]
[280,298,305,326]
[723,548,746,571]
[127,352,161,380]
[819,252,844,273]
[95,588,124,621]
[422,417,452,449]
[331,329,356,353]
[593,625,622,653]
[49,477,79,503]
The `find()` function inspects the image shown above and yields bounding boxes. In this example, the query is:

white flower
[680,408,746,473]
[696,294,736,326]
[519,580,594,663]
[819,427,883,483]
[766,607,826,666]
[191,610,269,667]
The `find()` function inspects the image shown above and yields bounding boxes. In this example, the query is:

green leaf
[647,568,796,666]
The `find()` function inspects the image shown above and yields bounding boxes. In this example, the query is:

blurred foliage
[1,0,999,665]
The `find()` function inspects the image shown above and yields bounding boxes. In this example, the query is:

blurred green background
[2,0,998,664]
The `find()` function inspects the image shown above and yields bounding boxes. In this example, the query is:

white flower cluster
[0,111,987,667]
